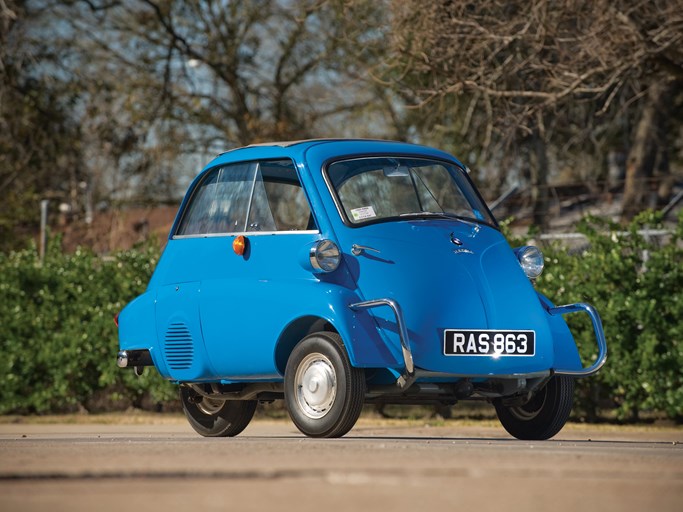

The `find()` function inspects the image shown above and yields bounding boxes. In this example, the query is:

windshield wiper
[399,211,463,220]
[398,211,488,226]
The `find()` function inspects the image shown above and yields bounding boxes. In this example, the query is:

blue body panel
[330,220,557,375]
[118,139,584,384]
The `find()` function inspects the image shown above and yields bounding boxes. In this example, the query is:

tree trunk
[529,128,550,230]
[621,79,675,221]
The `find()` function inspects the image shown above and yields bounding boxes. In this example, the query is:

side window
[176,163,255,235]
[250,161,313,231]
[176,159,314,236]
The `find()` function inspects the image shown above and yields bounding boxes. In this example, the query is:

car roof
[218,138,414,154]
[206,138,464,174]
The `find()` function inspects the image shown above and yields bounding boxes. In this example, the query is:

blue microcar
[116,139,606,439]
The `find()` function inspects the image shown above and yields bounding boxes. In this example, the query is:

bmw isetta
[116,139,607,439]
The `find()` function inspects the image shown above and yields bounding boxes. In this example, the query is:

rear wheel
[495,375,574,440]
[284,332,365,438]
[180,386,257,437]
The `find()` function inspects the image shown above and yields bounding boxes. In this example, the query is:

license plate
[443,330,535,356]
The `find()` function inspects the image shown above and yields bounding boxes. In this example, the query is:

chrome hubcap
[509,388,547,421]
[196,397,225,415]
[295,353,337,419]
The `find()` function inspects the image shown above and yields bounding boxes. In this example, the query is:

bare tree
[384,0,683,225]
[0,0,85,250]
[71,0,378,144]
[46,0,388,208]
[0,0,398,251]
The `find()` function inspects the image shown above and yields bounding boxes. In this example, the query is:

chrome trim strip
[549,302,608,377]
[243,162,260,232]
[172,230,319,240]
[321,161,349,225]
[349,298,415,383]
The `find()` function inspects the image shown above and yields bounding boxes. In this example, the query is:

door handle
[351,244,380,256]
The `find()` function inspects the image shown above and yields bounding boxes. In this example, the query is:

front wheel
[180,386,257,437]
[284,332,365,438]
[495,375,574,440]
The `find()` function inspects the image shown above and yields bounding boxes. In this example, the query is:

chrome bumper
[349,298,415,389]
[549,302,608,377]
[116,350,129,368]
[116,349,153,369]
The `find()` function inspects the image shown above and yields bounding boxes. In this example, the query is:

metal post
[39,199,49,264]
[84,180,93,225]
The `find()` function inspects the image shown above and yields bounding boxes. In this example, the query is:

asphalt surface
[1,418,681,512]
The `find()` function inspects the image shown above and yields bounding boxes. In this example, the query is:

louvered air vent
[164,323,194,370]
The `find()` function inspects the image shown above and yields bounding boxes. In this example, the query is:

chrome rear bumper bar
[116,349,153,369]
[350,298,415,389]
[549,302,608,377]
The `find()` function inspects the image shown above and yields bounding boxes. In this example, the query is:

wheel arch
[273,302,404,376]
[274,316,337,376]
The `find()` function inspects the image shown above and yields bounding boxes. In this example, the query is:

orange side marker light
[233,235,246,256]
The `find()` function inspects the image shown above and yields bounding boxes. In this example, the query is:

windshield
[326,157,495,226]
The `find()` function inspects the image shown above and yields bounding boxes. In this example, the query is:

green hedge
[1,211,681,420]
[0,240,176,414]
[530,211,683,421]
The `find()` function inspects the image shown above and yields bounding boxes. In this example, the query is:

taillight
[114,313,120,327]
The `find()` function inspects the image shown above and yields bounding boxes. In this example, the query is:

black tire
[179,386,257,437]
[495,375,574,440]
[284,332,365,438]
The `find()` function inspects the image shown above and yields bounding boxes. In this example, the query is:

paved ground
[1,418,681,512]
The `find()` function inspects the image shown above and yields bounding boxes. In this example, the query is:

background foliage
[531,211,683,421]
[0,239,176,414]
[1,212,681,420]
